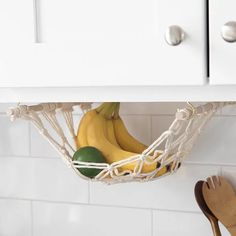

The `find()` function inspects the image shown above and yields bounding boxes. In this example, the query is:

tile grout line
[30,200,34,236]
[219,166,223,176]
[0,112,231,117]
[1,155,236,168]
[206,0,210,79]
[150,209,154,236]
[88,181,91,204]
[0,155,58,159]
[0,196,204,215]
[149,115,153,144]
[29,122,32,157]
[184,161,236,168]
[121,114,175,117]
[2,110,236,117]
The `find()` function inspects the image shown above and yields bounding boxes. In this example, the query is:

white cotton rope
[7,102,236,184]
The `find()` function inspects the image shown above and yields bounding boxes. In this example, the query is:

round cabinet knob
[221,21,236,42]
[165,25,185,46]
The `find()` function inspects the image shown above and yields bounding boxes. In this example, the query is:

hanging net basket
[7,102,235,184]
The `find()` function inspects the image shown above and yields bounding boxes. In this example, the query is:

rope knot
[39,128,48,135]
[60,147,68,155]
[107,165,113,172]
[139,154,146,162]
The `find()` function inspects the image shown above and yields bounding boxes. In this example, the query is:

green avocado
[72,146,106,178]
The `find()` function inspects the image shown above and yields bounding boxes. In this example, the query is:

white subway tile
[150,105,220,150]
[219,223,231,236]
[120,102,187,115]
[0,103,17,113]
[0,116,30,156]
[30,124,57,157]
[151,115,175,148]
[222,167,236,191]
[153,210,215,236]
[30,114,81,157]
[121,115,151,146]
[90,164,220,212]
[0,157,88,203]
[221,103,236,115]
[187,117,236,165]
[33,201,151,236]
[0,199,31,236]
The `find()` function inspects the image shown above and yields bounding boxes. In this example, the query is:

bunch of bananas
[76,102,167,177]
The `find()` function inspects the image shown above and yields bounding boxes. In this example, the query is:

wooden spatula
[194,181,221,236]
[202,176,236,236]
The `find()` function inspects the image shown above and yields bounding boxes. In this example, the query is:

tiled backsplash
[0,102,235,236]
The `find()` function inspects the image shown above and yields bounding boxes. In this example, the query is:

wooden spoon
[203,176,236,236]
[194,181,221,236]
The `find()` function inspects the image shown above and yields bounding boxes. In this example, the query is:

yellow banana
[77,103,116,148]
[76,110,97,148]
[96,102,119,145]
[106,119,121,148]
[113,117,148,153]
[86,112,165,175]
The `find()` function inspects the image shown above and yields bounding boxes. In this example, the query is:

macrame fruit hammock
[7,102,235,184]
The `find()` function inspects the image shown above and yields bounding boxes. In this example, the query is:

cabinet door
[0,0,206,87]
[210,0,236,84]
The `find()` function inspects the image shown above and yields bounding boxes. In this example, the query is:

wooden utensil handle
[210,220,222,236]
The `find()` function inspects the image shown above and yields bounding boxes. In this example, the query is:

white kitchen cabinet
[210,0,236,84]
[0,0,206,87]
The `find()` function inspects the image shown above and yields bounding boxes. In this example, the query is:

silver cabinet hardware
[165,25,185,46]
[221,21,236,43]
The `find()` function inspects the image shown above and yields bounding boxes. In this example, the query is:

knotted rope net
[7,102,235,184]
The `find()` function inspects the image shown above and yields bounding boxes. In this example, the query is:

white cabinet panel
[0,0,34,43]
[0,0,206,87]
[39,0,158,42]
[210,0,236,84]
